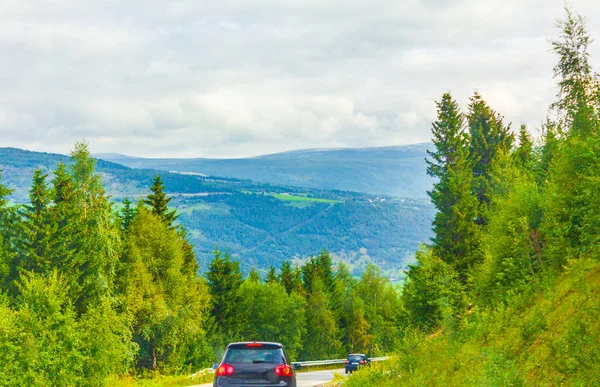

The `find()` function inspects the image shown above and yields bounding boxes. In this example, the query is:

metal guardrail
[292,356,389,369]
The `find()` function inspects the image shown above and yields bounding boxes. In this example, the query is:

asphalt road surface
[192,368,345,387]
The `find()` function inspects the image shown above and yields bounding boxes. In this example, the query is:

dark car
[213,341,297,387]
[345,353,369,374]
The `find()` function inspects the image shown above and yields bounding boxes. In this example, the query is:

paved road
[191,368,345,387]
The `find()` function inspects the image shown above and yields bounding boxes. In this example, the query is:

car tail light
[246,342,263,347]
[274,364,292,376]
[360,359,365,364]
[345,359,349,364]
[216,364,235,376]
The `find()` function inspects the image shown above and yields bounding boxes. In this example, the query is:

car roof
[227,342,283,348]
[348,353,366,356]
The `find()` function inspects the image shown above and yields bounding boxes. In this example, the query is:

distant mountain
[1,147,434,275]
[96,143,435,199]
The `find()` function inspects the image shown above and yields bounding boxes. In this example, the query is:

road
[191,368,345,387]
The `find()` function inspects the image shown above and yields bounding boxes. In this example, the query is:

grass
[343,258,600,386]
[270,193,342,204]
[107,369,214,387]
[177,203,212,215]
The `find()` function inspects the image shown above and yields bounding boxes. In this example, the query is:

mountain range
[96,143,434,200]
[0,145,435,276]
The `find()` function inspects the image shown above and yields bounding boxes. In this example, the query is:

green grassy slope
[344,258,600,386]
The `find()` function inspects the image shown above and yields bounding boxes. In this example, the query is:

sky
[1,0,600,158]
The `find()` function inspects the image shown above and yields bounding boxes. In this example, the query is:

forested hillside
[96,143,434,199]
[0,147,433,274]
[0,147,407,384]
[345,7,600,386]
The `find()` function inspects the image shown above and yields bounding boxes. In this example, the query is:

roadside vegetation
[0,145,403,385]
[345,6,600,386]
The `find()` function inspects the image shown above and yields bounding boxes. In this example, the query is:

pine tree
[120,197,136,232]
[20,169,54,274]
[468,92,514,225]
[514,124,534,169]
[266,265,278,284]
[551,6,599,132]
[145,175,178,228]
[247,268,261,283]
[426,93,482,278]
[0,172,18,290]
[279,260,294,294]
[205,249,243,339]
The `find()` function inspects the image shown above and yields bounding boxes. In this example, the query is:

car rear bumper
[214,377,294,387]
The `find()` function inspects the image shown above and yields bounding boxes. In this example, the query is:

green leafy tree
[237,281,306,360]
[302,277,340,360]
[402,248,465,333]
[122,208,210,370]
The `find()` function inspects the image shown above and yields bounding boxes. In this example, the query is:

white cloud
[1,0,600,157]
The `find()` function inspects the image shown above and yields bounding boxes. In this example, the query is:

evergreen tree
[279,260,294,294]
[551,6,599,132]
[514,124,534,169]
[120,197,136,232]
[543,8,600,266]
[0,172,18,290]
[205,249,243,340]
[426,93,481,279]
[247,268,261,284]
[19,169,54,274]
[266,265,278,284]
[316,250,335,294]
[468,92,514,224]
[145,175,178,228]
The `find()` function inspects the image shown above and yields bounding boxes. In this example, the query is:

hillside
[95,143,434,199]
[0,147,434,274]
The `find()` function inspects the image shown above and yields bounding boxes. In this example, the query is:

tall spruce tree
[120,197,136,232]
[514,125,534,169]
[20,169,54,274]
[145,175,178,228]
[426,93,481,278]
[205,249,243,340]
[279,260,294,294]
[468,92,514,225]
[266,265,278,284]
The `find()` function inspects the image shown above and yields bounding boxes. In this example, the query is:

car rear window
[224,348,284,364]
[347,355,363,361]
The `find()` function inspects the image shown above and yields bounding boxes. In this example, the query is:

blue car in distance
[345,353,370,374]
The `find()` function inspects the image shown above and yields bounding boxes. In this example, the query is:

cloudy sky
[1,0,600,158]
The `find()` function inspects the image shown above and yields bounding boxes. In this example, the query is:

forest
[0,147,434,276]
[0,144,406,385]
